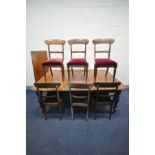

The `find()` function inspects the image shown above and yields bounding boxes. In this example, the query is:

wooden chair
[94,82,121,120]
[42,39,66,81]
[67,39,89,82]
[34,83,62,120]
[92,38,117,82]
[69,83,92,121]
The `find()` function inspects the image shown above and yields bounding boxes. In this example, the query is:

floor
[26,88,129,155]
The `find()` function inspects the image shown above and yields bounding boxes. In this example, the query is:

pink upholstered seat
[67,58,88,65]
[95,58,117,65]
[42,58,63,65]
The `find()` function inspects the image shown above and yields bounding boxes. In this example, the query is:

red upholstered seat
[95,58,117,65]
[42,58,63,65]
[67,58,88,65]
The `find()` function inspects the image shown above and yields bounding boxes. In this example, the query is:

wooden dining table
[32,69,126,111]
[31,51,127,112]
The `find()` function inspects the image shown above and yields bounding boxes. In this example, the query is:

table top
[31,69,127,91]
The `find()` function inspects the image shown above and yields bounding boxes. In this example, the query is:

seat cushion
[95,58,117,65]
[42,58,63,65]
[67,58,88,65]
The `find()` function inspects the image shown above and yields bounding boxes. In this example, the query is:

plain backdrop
[26,0,129,86]
[1,0,155,155]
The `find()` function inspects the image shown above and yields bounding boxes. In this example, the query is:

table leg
[113,90,121,112]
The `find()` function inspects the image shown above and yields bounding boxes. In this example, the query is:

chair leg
[84,67,85,76]
[86,107,89,121]
[86,66,88,82]
[105,67,109,76]
[67,66,70,82]
[50,67,53,77]
[71,67,73,76]
[44,106,48,120]
[43,67,47,82]
[109,105,113,120]
[113,67,117,82]
[61,65,65,81]
[94,103,96,120]
[39,100,44,113]
[37,92,44,113]
[71,106,74,120]
[59,103,62,120]
[94,67,97,82]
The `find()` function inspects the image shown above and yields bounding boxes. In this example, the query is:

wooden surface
[68,39,89,45]
[44,39,66,45]
[32,69,127,91]
[31,51,48,82]
[92,38,115,44]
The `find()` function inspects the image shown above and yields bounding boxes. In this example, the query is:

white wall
[26,0,129,86]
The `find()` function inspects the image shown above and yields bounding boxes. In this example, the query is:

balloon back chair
[42,39,66,81]
[92,38,117,82]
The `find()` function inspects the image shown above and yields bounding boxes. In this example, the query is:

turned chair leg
[71,106,74,120]
[109,104,113,120]
[59,103,62,120]
[94,103,96,120]
[44,106,48,120]
[86,107,89,121]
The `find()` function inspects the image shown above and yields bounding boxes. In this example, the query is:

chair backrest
[92,38,115,60]
[69,83,93,104]
[34,83,61,103]
[44,39,66,60]
[94,82,121,103]
[68,39,89,59]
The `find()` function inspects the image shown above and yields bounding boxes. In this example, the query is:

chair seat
[42,58,63,65]
[95,58,117,65]
[67,58,88,65]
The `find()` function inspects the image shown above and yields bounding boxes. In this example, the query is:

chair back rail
[34,83,61,103]
[34,83,61,88]
[94,82,121,120]
[44,39,66,59]
[68,39,89,59]
[95,82,121,103]
[69,83,93,105]
[94,82,121,88]
[68,39,89,45]
[92,38,115,59]
[34,82,62,120]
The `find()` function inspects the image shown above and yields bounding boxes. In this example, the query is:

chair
[67,39,89,82]
[69,83,92,121]
[94,82,121,120]
[92,38,117,82]
[34,83,62,120]
[42,39,66,81]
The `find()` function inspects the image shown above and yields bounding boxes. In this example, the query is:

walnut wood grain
[31,51,48,82]
[92,38,115,44]
[32,69,126,91]
[44,39,66,45]
[68,39,89,45]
